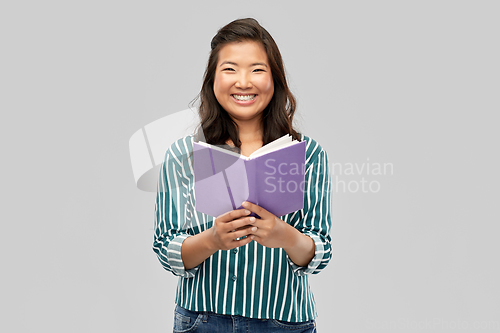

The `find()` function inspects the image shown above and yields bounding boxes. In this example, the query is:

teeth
[233,94,256,101]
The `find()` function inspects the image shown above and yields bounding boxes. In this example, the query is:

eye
[222,67,235,72]
[253,68,265,72]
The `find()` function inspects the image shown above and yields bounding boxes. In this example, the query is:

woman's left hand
[241,201,294,250]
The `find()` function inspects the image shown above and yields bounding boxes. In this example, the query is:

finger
[241,201,272,219]
[247,226,259,237]
[231,235,254,248]
[229,224,257,240]
[248,234,261,245]
[216,208,251,223]
[228,216,256,231]
[233,224,254,231]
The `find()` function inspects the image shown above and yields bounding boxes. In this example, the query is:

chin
[229,111,262,121]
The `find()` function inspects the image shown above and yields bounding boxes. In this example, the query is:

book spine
[244,159,259,218]
[210,147,237,210]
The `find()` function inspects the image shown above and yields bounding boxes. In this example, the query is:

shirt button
[232,275,237,281]
[233,248,238,254]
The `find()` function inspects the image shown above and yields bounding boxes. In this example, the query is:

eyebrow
[219,61,268,68]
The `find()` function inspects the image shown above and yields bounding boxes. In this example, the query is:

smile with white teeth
[232,94,256,101]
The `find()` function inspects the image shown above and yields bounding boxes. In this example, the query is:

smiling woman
[153,18,332,333]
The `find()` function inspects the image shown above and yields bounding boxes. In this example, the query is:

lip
[231,94,257,105]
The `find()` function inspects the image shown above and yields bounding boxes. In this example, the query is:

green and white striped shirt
[153,133,332,322]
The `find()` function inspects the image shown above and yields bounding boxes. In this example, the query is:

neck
[231,116,263,143]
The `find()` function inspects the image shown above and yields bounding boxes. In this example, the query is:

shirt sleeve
[287,147,332,276]
[152,146,199,278]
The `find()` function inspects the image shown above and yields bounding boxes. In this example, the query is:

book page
[195,141,245,159]
[249,134,298,159]
[196,135,299,160]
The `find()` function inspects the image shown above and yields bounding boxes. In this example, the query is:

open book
[193,134,306,218]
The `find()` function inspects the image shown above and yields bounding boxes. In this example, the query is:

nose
[235,72,252,89]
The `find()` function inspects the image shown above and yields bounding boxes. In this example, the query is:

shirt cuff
[166,234,199,278]
[287,233,324,276]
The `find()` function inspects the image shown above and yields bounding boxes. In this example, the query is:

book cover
[193,135,306,218]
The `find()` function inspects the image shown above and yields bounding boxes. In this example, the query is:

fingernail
[242,201,248,207]
[252,227,257,232]
[249,217,255,222]
[244,209,250,214]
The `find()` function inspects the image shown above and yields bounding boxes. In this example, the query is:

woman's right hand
[210,208,256,251]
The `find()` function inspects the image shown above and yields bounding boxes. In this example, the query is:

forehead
[217,40,269,64]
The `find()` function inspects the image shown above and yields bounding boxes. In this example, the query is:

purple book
[193,135,306,218]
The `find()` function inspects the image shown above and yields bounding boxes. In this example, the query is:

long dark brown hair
[191,18,301,148]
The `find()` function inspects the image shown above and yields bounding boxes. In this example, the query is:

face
[213,40,274,124]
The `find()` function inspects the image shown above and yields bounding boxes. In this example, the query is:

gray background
[1,1,499,332]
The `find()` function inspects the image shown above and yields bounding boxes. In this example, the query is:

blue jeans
[173,305,317,333]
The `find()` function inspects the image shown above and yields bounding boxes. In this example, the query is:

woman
[153,18,331,332]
